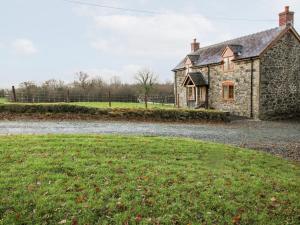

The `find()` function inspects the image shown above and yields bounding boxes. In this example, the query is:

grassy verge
[0,135,299,224]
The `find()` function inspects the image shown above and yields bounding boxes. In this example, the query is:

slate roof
[183,72,208,86]
[173,26,286,71]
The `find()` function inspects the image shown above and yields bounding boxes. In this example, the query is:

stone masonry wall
[175,59,260,118]
[174,70,187,108]
[260,30,300,119]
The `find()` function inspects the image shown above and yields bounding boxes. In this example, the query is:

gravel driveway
[0,120,299,161]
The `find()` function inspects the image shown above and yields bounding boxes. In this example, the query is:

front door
[187,86,196,108]
[199,86,206,103]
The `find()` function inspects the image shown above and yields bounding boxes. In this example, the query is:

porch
[182,72,209,109]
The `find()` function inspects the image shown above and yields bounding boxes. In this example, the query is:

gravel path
[0,120,299,161]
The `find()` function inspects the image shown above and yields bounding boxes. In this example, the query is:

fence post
[67,89,70,103]
[108,90,112,107]
[12,86,17,102]
[144,95,148,109]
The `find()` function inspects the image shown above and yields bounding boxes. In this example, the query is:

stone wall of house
[174,59,260,118]
[260,30,300,119]
[174,70,187,107]
[208,60,260,118]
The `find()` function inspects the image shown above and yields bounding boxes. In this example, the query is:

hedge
[0,104,231,122]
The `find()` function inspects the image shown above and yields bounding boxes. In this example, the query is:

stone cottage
[173,6,300,119]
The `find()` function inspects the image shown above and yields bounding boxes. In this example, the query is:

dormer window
[224,56,234,71]
[185,57,192,74]
[221,45,242,72]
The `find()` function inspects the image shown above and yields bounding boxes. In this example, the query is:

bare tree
[75,71,90,90]
[135,68,157,109]
[19,81,38,102]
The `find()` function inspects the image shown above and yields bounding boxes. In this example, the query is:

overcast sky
[0,0,299,88]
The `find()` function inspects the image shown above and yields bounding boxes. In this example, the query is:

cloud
[261,0,300,13]
[12,39,38,55]
[90,12,219,58]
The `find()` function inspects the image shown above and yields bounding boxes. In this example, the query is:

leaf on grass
[76,194,87,203]
[232,215,241,224]
[135,214,142,223]
[95,186,100,193]
[27,184,35,192]
[58,219,67,224]
[15,212,21,220]
[71,217,78,225]
[270,197,277,202]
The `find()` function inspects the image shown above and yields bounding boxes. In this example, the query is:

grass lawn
[0,135,299,224]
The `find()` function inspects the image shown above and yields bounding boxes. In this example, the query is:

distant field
[0,98,6,104]
[0,100,174,109]
[72,101,174,109]
[0,135,299,224]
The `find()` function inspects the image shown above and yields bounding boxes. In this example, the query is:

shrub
[0,104,231,122]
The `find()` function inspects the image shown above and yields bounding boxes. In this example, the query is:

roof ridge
[173,26,287,71]
[192,26,282,53]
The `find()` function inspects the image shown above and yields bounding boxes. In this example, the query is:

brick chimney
[191,38,200,52]
[279,6,294,27]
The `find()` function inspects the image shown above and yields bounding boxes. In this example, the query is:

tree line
[4,69,174,107]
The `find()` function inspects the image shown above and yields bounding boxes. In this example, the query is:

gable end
[259,27,300,57]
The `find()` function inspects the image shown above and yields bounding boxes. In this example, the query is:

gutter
[250,59,254,118]
[172,62,222,72]
[173,57,261,72]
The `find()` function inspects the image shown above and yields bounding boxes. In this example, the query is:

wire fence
[5,90,175,106]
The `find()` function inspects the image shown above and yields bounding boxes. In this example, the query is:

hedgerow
[0,104,231,122]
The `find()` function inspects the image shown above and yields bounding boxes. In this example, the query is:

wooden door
[199,87,206,102]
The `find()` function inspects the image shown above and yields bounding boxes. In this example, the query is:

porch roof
[182,72,208,86]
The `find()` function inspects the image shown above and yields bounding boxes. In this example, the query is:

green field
[72,101,174,109]
[0,135,299,224]
[0,99,174,109]
[0,98,6,104]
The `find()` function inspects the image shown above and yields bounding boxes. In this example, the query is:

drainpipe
[174,72,178,107]
[206,66,210,109]
[250,59,254,118]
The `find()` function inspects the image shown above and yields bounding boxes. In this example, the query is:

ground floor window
[222,81,234,100]
[187,86,195,101]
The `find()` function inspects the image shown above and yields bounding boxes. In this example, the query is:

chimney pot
[279,6,294,27]
[191,38,200,52]
[285,6,289,12]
